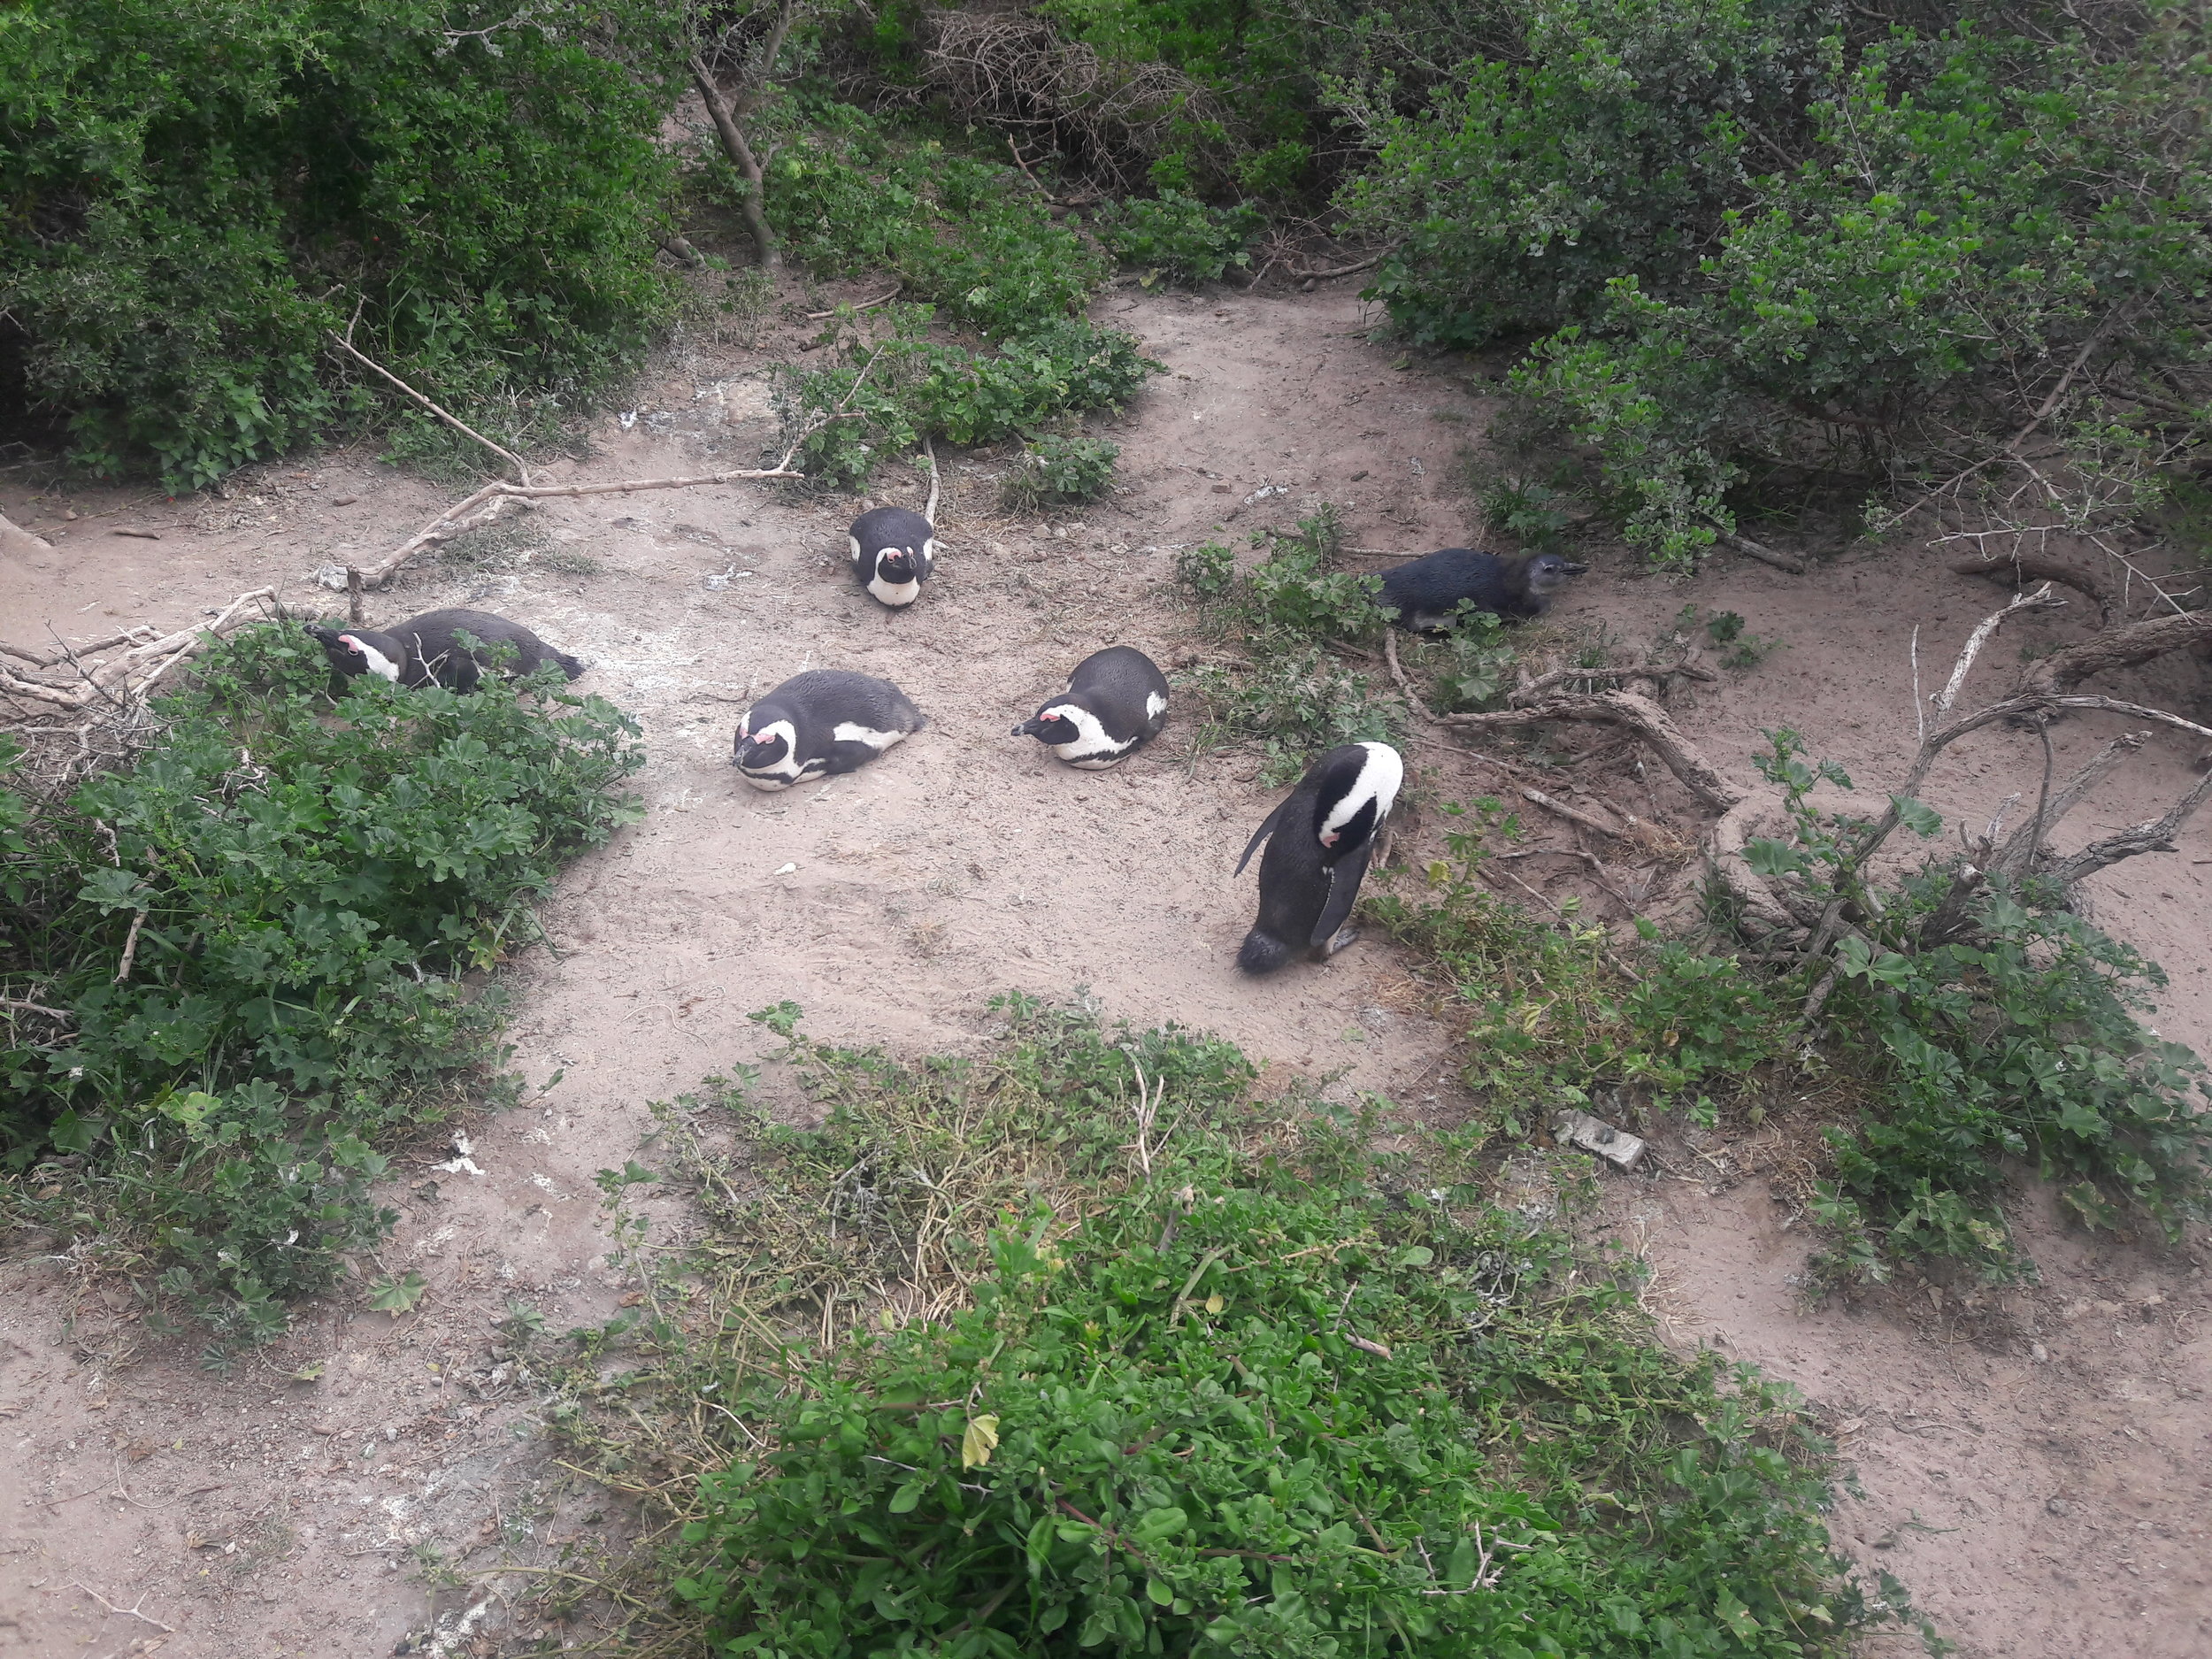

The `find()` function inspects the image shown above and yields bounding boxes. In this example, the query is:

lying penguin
[734,669,926,792]
[1011,646,1169,769]
[306,609,582,691]
[1233,741,1403,975]
[1378,548,1586,629]
[849,505,936,609]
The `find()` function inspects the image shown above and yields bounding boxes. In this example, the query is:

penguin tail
[1236,930,1292,976]
[555,651,585,681]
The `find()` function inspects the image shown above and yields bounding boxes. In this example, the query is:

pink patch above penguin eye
[1320,829,1338,846]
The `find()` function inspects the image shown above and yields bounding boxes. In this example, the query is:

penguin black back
[734,669,926,791]
[1011,645,1170,769]
[1234,741,1402,974]
[306,609,584,691]
[1378,548,1586,630]
[849,506,936,609]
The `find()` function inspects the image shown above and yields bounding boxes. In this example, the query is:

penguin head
[873,547,920,583]
[307,623,402,682]
[1521,552,1589,596]
[733,716,803,788]
[1313,741,1403,863]
[1012,703,1080,746]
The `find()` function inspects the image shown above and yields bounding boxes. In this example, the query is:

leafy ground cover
[0,622,643,1353]
[533,1000,1938,1657]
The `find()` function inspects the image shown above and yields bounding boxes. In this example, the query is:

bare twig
[1932,584,2063,722]
[804,287,902,319]
[922,434,941,525]
[1709,525,1808,574]
[1520,787,1622,840]
[328,331,529,485]
[346,566,365,626]
[1382,628,1437,722]
[66,1583,174,1634]
[0,995,73,1021]
[113,910,144,984]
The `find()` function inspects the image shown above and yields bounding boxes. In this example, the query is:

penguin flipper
[1233,798,1290,877]
[1309,842,1372,947]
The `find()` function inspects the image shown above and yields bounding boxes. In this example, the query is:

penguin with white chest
[1011,646,1170,769]
[733,670,926,792]
[849,505,936,608]
[1233,741,1403,974]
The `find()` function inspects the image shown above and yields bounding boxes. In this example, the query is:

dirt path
[4,283,2208,1657]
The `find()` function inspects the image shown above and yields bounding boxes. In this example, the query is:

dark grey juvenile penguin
[1233,741,1403,975]
[848,505,936,609]
[1011,646,1170,769]
[1378,548,1587,630]
[305,609,582,691]
[733,670,926,792]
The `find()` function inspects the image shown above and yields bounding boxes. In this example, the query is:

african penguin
[733,670,926,792]
[1233,741,1403,975]
[849,505,936,609]
[305,609,583,692]
[1011,646,1170,769]
[1378,548,1587,630]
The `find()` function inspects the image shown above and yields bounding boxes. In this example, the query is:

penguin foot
[1315,926,1362,961]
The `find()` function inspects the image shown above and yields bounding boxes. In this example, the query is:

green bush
[779,310,1161,488]
[1337,12,2209,565]
[664,1006,1920,1659]
[0,622,643,1348]
[1742,732,2212,1283]
[1094,188,1264,284]
[1003,433,1122,509]
[762,120,1108,335]
[2,1,686,489]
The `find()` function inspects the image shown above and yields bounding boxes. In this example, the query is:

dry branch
[1441,691,1744,815]
[1709,526,1807,575]
[2017,607,2212,698]
[1948,548,2116,622]
[328,331,528,484]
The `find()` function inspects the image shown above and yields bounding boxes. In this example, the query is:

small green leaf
[365,1271,427,1315]
[1147,1577,1173,1605]
[1891,794,1943,837]
[1395,1246,1434,1268]
[888,1479,925,1514]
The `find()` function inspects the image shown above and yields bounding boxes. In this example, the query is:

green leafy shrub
[0,622,643,1347]
[779,311,1160,488]
[2,0,686,488]
[1342,13,2209,565]
[760,121,1108,335]
[1372,801,1796,1118]
[660,1005,1918,1659]
[1003,433,1121,509]
[1187,649,1400,785]
[1741,731,2212,1282]
[1094,188,1264,284]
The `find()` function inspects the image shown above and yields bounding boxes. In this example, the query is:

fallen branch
[1521,787,1623,840]
[66,1582,174,1634]
[1441,691,1744,815]
[805,287,902,320]
[2039,765,2212,887]
[1509,657,1715,705]
[1948,547,2116,623]
[328,330,528,486]
[0,995,73,1022]
[2017,606,2212,698]
[922,434,941,525]
[0,588,285,713]
[1709,526,1807,575]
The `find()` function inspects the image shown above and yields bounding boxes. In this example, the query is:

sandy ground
[3,281,2208,1657]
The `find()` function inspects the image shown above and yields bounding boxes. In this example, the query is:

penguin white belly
[1050,706,1133,768]
[831,720,910,752]
[1145,690,1168,721]
[865,572,921,606]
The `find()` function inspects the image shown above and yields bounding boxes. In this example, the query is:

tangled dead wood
[918,9,1223,188]
[1429,586,2212,975]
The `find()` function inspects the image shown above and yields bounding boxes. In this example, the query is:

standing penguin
[733,670,926,791]
[1378,548,1586,630]
[1011,646,1170,769]
[305,609,583,691]
[1233,741,1403,974]
[849,505,936,609]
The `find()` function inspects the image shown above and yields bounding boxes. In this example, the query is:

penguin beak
[1561,561,1590,575]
